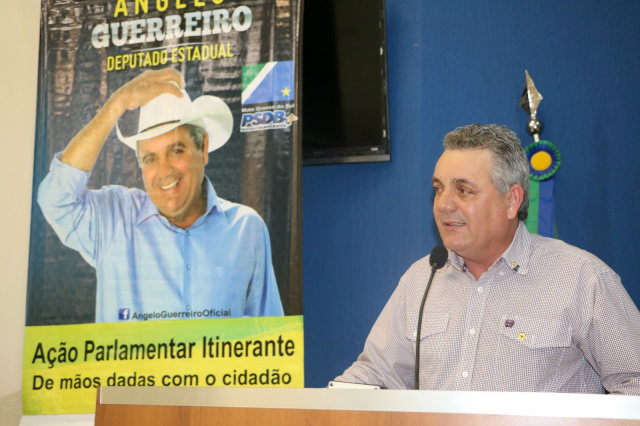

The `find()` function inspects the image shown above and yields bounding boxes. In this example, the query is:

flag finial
[519,70,544,142]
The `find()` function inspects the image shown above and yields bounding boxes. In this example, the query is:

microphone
[414,245,448,390]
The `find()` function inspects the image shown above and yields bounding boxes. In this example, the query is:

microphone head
[430,245,448,270]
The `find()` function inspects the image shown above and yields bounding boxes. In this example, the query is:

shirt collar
[137,176,222,227]
[448,250,466,272]
[499,221,531,275]
[446,221,531,275]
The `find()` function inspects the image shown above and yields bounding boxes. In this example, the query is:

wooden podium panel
[95,387,640,426]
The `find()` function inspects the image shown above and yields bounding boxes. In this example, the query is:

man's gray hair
[443,124,529,221]
[185,124,206,151]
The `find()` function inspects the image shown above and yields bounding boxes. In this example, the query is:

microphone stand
[414,266,438,389]
[414,245,447,390]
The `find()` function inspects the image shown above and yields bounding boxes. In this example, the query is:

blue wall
[302,0,640,387]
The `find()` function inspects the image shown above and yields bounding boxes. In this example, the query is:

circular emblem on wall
[524,140,562,181]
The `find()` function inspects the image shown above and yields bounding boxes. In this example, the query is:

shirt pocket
[498,315,572,349]
[493,315,574,391]
[406,312,450,343]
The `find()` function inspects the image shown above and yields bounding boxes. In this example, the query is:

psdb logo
[118,308,131,320]
[240,110,297,132]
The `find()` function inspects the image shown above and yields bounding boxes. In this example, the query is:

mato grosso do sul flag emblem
[519,70,562,238]
[241,61,298,132]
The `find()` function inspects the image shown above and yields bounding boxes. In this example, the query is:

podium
[95,386,640,426]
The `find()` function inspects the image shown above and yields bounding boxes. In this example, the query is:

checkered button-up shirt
[336,222,640,394]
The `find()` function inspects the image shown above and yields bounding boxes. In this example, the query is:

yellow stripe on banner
[22,316,304,414]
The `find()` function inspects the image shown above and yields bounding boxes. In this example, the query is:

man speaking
[335,124,640,394]
[38,68,284,323]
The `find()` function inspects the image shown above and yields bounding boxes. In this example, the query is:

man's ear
[202,132,210,166]
[506,184,524,220]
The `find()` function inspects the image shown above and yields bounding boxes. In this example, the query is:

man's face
[432,148,517,268]
[138,125,209,228]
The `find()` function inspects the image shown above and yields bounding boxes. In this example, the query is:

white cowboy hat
[116,89,233,152]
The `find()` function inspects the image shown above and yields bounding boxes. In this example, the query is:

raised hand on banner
[60,67,185,171]
[110,68,186,113]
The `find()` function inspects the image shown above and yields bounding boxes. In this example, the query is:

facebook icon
[118,308,131,320]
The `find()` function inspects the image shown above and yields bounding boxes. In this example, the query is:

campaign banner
[25,0,302,415]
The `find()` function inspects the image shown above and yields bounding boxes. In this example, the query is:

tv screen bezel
[301,0,391,166]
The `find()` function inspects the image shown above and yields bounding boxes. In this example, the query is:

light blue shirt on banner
[38,154,284,323]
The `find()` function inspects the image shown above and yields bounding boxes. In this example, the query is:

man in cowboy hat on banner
[38,68,284,323]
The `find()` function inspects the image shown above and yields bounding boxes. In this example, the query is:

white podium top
[98,387,640,421]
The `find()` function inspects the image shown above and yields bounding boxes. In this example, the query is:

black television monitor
[302,0,391,166]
